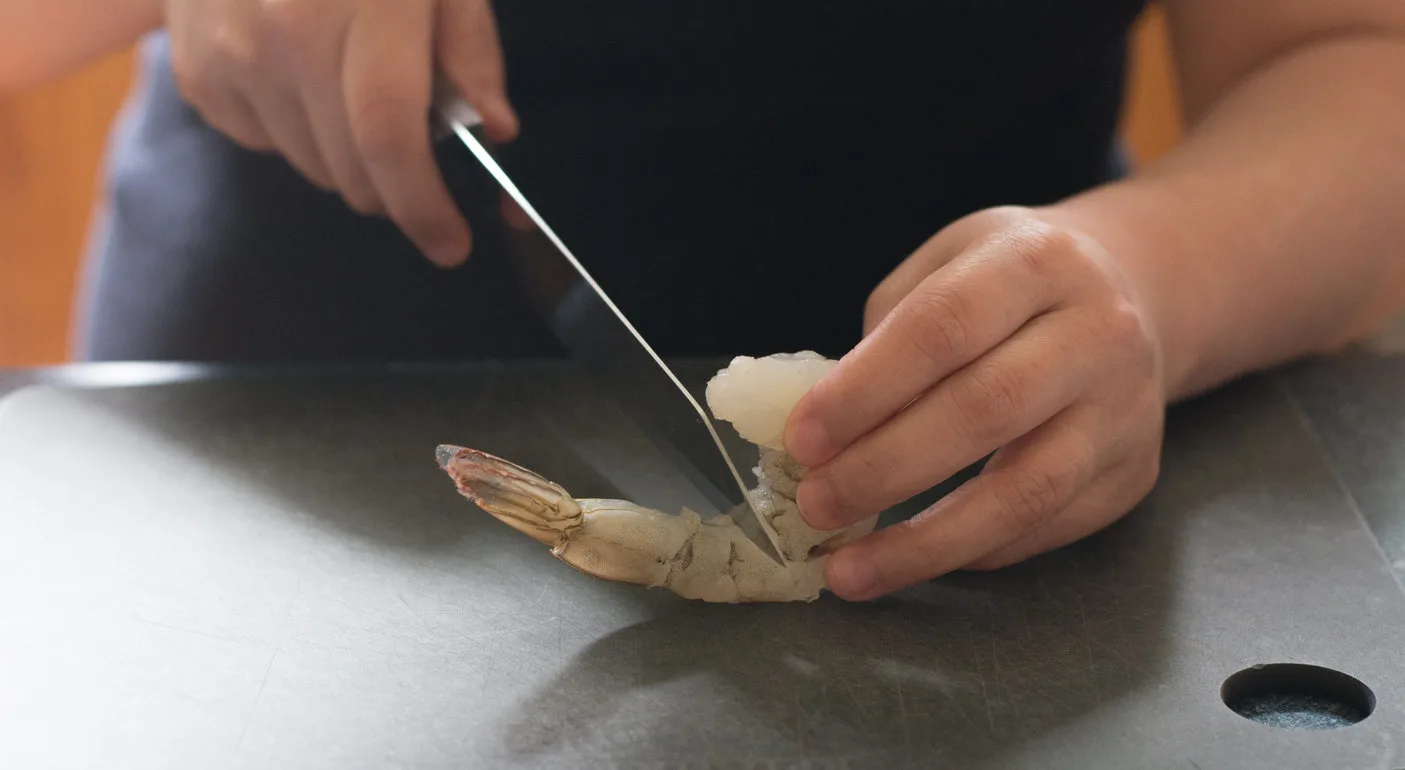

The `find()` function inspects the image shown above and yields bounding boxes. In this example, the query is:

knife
[433,91,788,566]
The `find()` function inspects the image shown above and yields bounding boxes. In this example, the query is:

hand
[785,206,1169,600]
[165,0,519,267]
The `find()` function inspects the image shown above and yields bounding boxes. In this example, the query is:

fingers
[963,445,1161,571]
[438,0,518,143]
[803,207,1169,601]
[244,86,337,191]
[167,0,514,264]
[860,206,1037,334]
[786,218,1080,469]
[441,0,525,231]
[166,4,275,153]
[344,0,472,266]
[220,0,340,190]
[276,3,380,215]
[199,88,278,154]
[796,310,1091,531]
[822,408,1105,601]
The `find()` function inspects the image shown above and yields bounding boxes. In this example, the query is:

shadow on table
[481,382,1295,766]
[488,500,1176,767]
[72,364,646,556]
[69,363,1203,766]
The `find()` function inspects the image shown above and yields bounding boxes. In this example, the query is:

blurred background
[0,5,1184,368]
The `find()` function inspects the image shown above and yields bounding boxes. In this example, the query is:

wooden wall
[0,8,1184,367]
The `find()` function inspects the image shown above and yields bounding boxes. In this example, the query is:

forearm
[0,0,163,92]
[1047,34,1405,401]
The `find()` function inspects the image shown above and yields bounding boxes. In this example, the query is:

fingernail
[786,415,831,466]
[826,550,878,599]
[797,476,842,530]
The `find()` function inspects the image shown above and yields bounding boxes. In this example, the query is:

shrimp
[435,352,878,603]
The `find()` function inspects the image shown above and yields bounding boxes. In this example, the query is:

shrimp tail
[436,444,584,547]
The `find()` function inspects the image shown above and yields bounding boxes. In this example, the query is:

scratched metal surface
[1,363,1404,769]
[1280,350,1405,587]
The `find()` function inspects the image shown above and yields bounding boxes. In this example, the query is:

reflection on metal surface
[435,100,785,564]
[34,362,210,388]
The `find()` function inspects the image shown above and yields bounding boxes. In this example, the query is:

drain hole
[1222,663,1375,730]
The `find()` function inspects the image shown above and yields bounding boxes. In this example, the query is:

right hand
[165,0,519,267]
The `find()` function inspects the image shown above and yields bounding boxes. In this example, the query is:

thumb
[437,0,518,143]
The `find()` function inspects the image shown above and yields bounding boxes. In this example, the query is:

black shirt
[74,0,1147,363]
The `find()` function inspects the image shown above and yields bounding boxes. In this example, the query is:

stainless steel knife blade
[435,97,787,565]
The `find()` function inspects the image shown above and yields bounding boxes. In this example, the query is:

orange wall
[0,50,136,366]
[1121,5,1184,164]
[0,9,1184,367]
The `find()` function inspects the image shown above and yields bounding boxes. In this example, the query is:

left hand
[785,205,1169,600]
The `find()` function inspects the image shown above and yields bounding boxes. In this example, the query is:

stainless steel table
[2,353,1404,769]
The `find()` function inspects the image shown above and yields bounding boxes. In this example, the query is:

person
[4,1,1405,601]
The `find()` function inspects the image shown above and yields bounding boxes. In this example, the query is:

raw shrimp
[435,352,878,603]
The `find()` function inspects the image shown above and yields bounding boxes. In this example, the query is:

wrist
[1035,185,1213,402]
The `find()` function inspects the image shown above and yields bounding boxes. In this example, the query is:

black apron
[74,0,1147,363]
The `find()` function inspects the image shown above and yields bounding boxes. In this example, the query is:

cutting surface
[1,363,1403,769]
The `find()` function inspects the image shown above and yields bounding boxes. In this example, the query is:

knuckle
[343,188,383,217]
[1133,448,1163,498]
[259,0,318,42]
[169,47,219,107]
[298,166,335,192]
[902,286,974,365]
[1101,299,1152,346]
[969,205,1033,235]
[225,127,274,153]
[863,287,899,330]
[984,204,1033,221]
[171,70,211,111]
[998,465,1074,529]
[948,361,1027,443]
[211,17,262,67]
[170,20,262,103]
[1004,220,1081,276]
[966,540,1035,572]
[1096,299,1161,377]
[348,98,414,163]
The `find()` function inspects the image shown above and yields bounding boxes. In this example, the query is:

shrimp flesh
[435,352,877,603]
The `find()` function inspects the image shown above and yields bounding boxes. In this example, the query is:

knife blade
[434,94,788,566]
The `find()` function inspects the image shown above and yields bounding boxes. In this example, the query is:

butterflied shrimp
[436,352,878,603]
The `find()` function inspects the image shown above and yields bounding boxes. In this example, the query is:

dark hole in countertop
[1222,663,1376,730]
